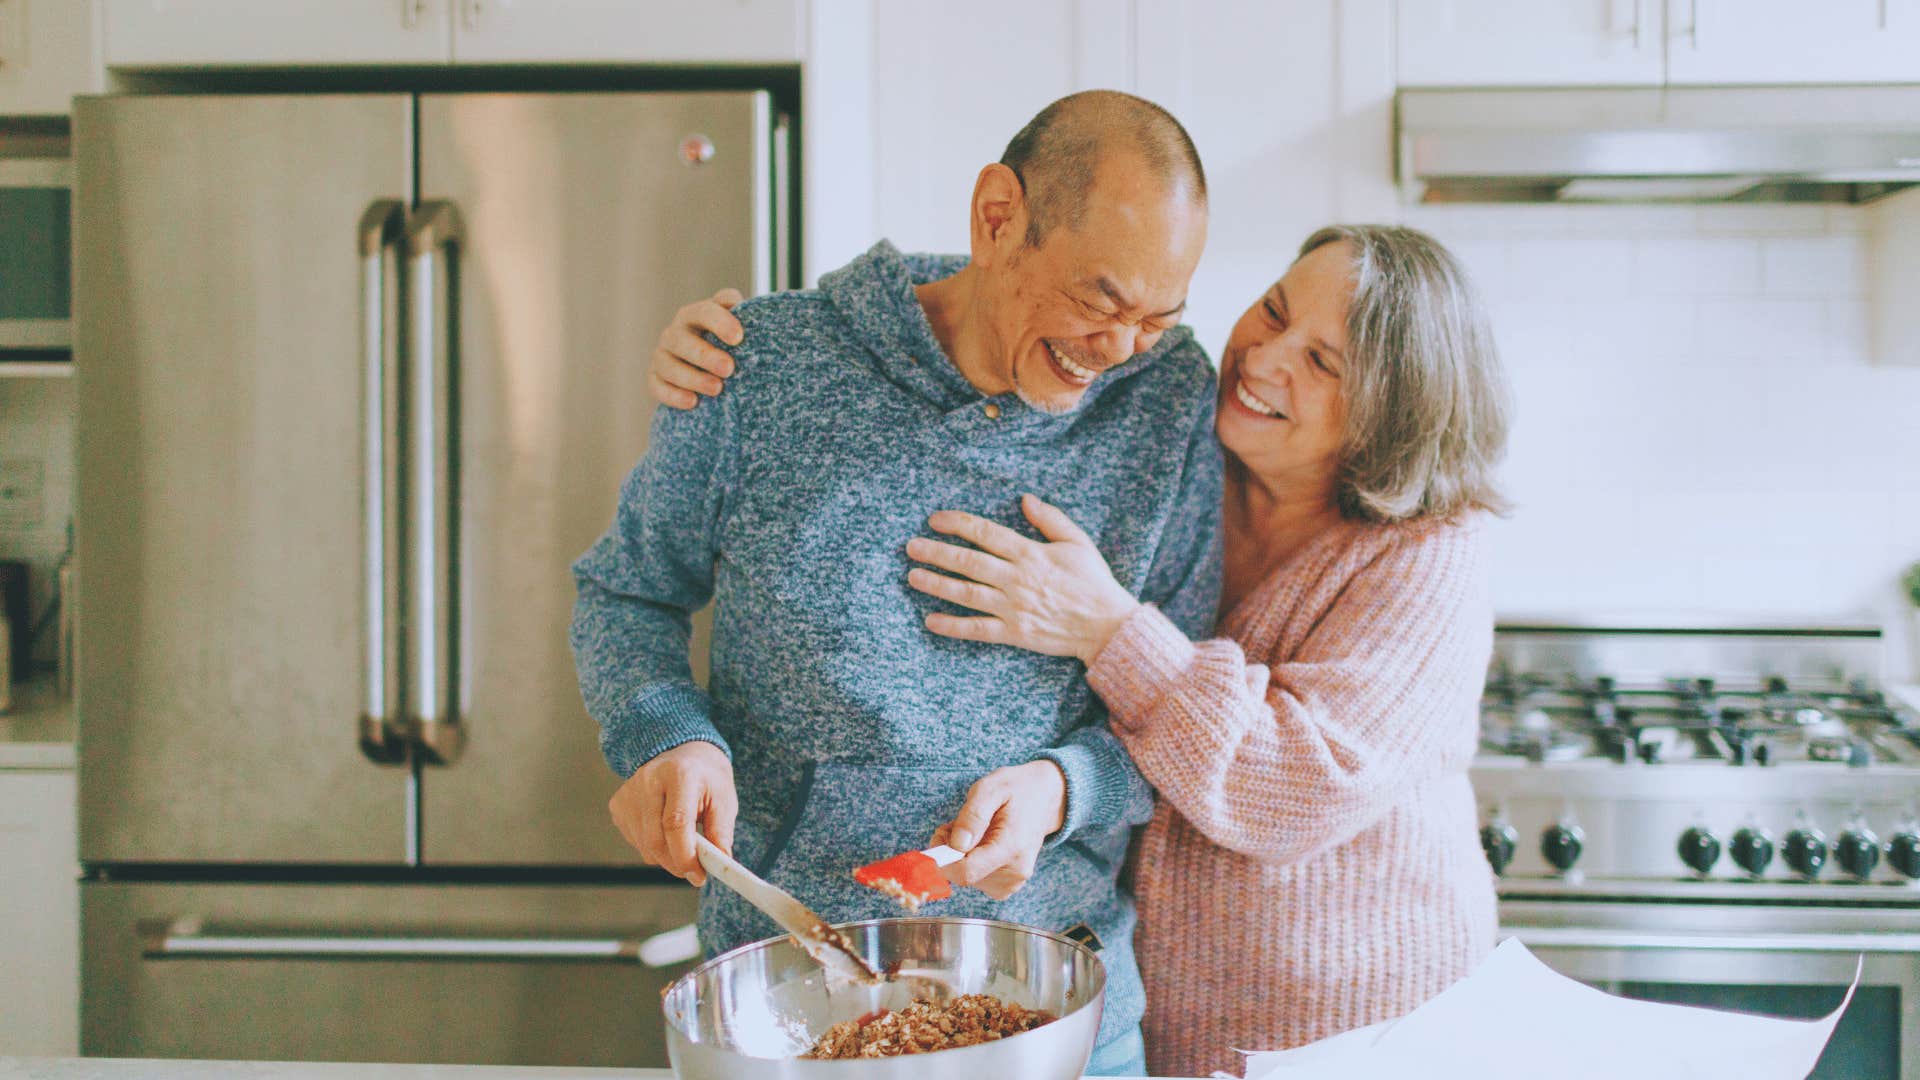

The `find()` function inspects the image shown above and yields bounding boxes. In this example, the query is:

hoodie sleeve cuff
[1034,727,1136,845]
[598,681,731,779]
[1086,604,1200,732]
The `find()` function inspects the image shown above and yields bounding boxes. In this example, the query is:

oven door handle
[1510,926,1920,954]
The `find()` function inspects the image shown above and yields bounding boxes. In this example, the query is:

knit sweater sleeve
[1085,523,1489,865]
[568,345,743,779]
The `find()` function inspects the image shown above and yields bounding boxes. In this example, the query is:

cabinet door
[0,770,78,1055]
[1396,0,1663,86]
[450,0,802,63]
[1664,0,1920,84]
[101,0,452,66]
[0,0,102,116]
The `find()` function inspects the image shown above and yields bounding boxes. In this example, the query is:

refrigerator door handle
[404,201,466,765]
[358,200,409,767]
[142,921,661,963]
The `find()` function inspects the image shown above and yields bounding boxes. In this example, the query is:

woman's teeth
[1048,342,1096,381]
[1234,378,1284,418]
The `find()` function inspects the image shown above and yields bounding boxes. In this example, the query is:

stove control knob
[1481,821,1519,876]
[1784,827,1830,880]
[1730,826,1775,877]
[1541,822,1585,873]
[1837,827,1881,880]
[1887,831,1920,880]
[1678,826,1722,876]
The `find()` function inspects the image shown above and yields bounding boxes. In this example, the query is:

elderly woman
[651,224,1512,1078]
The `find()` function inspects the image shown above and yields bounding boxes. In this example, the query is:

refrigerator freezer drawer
[83,879,699,1067]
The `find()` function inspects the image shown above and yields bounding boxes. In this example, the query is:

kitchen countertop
[0,675,75,769]
[1,1063,1200,1080]
[3,1062,658,1079]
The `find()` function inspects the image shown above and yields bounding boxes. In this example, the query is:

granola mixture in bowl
[802,994,1057,1059]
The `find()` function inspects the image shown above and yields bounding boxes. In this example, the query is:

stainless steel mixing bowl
[661,917,1106,1080]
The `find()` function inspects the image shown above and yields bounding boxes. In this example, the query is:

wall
[1408,203,1920,677]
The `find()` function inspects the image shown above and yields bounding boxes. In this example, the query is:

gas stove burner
[1478,670,1920,768]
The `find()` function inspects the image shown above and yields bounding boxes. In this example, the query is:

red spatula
[853,844,965,910]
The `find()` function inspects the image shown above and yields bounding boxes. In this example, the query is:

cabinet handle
[1687,0,1702,50]
[357,201,408,768]
[404,202,466,767]
[1617,0,1648,50]
[401,0,427,30]
[463,0,484,31]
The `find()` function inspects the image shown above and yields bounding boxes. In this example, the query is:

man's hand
[650,288,745,410]
[931,761,1066,901]
[608,740,737,886]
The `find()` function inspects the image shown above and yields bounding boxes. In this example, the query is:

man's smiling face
[981,152,1207,415]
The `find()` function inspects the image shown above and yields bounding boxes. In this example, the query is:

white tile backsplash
[1761,236,1868,297]
[1507,239,1633,300]
[1695,297,1830,361]
[1452,204,1920,677]
[1633,237,1763,296]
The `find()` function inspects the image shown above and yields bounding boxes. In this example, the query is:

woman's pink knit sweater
[1087,515,1498,1079]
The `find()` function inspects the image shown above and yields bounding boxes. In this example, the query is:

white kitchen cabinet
[450,0,804,64]
[0,0,101,116]
[1663,0,1920,84]
[1396,0,1663,87]
[101,0,454,67]
[0,767,78,1055]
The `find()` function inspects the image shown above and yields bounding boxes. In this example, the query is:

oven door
[1503,900,1920,1080]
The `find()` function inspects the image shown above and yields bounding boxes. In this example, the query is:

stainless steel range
[1471,621,1920,1080]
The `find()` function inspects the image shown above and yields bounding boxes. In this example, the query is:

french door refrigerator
[73,90,788,1065]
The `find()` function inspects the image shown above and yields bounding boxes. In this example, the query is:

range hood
[1398,85,1920,205]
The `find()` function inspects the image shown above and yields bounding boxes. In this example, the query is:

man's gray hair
[1000,90,1206,248]
[1302,224,1513,523]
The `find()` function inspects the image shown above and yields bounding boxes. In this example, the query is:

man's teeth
[1234,378,1283,418]
[1048,342,1096,380]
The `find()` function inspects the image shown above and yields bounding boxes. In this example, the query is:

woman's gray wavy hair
[1300,224,1512,523]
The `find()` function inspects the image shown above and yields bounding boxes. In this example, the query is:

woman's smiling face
[1216,240,1355,488]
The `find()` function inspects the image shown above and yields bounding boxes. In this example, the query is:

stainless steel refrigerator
[72,90,789,1065]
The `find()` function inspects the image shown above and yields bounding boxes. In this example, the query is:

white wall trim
[801,0,878,285]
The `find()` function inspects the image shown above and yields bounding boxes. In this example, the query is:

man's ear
[968,163,1026,269]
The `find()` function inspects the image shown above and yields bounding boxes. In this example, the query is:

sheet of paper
[1240,938,1860,1080]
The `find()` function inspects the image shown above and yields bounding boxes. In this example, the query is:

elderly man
[570,90,1219,1076]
